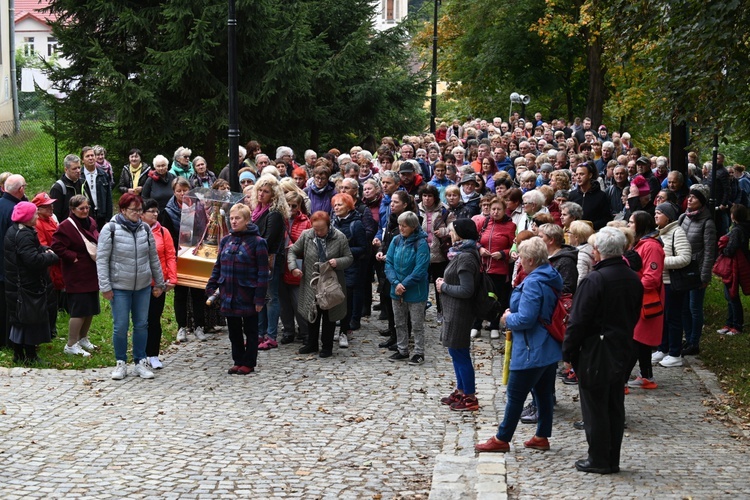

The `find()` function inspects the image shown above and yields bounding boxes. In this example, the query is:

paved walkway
[1,304,748,499]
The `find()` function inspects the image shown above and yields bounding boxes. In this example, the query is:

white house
[372,0,408,31]
[0,0,14,126]
[14,0,67,67]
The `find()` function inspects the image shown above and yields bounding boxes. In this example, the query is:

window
[386,0,394,20]
[47,37,58,57]
[23,37,35,57]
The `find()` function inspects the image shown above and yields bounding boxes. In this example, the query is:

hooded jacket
[678,207,717,284]
[549,244,579,294]
[659,221,691,285]
[505,263,563,370]
[385,227,430,303]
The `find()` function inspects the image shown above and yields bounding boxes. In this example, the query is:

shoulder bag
[66,217,98,261]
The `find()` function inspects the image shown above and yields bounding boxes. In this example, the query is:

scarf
[252,204,270,223]
[129,163,143,188]
[684,206,704,219]
[116,213,142,233]
[74,214,91,231]
[447,238,477,261]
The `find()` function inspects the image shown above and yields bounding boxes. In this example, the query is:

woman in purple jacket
[206,204,269,375]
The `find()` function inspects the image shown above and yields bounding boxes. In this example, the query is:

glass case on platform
[175,187,244,288]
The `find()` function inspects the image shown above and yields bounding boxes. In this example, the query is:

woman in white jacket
[97,193,166,380]
[651,202,692,367]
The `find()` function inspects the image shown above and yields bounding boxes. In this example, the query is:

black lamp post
[228,0,240,192]
[430,0,439,134]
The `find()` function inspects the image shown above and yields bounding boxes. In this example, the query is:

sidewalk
[1,306,748,499]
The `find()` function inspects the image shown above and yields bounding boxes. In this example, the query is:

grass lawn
[0,120,59,194]
[697,279,750,424]
[0,293,179,370]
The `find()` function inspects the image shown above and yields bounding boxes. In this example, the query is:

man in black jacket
[568,162,612,230]
[50,154,85,222]
[563,227,643,474]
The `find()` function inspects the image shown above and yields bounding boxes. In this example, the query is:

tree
[43,0,427,168]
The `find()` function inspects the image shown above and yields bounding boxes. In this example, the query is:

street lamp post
[508,92,530,123]
[227,0,240,193]
[430,0,439,134]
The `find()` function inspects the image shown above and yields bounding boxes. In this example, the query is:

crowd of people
[1,115,749,473]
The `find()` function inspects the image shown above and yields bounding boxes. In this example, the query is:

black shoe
[373,303,382,311]
[573,421,585,430]
[378,311,388,320]
[298,345,318,354]
[378,337,397,348]
[388,352,409,362]
[319,349,332,358]
[279,336,295,345]
[682,344,700,356]
[408,354,425,365]
[349,321,361,331]
[575,459,612,474]
[378,328,394,337]
[388,343,399,352]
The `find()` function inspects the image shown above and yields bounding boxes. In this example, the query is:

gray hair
[380,170,399,183]
[656,156,668,168]
[702,161,712,173]
[304,149,317,161]
[602,141,615,151]
[397,210,420,229]
[594,227,627,259]
[342,177,359,190]
[238,146,247,161]
[451,146,465,155]
[538,223,564,247]
[276,146,293,160]
[153,154,169,168]
[4,174,25,194]
[64,154,81,170]
[363,178,381,193]
[518,237,549,267]
[561,201,583,220]
[359,150,373,162]
[173,146,192,162]
[522,189,545,208]
[255,153,270,164]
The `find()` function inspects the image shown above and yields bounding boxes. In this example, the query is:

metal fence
[0,91,59,193]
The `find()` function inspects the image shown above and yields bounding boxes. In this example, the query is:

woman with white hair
[517,189,547,233]
[475,237,563,453]
[253,174,290,350]
[170,146,194,178]
[384,210,430,365]
[142,155,178,211]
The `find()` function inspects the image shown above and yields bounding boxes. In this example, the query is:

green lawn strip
[0,121,58,194]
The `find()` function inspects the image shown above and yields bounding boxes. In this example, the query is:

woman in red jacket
[141,198,177,369]
[279,191,312,345]
[32,192,63,336]
[51,195,100,357]
[473,196,516,339]
[627,210,665,390]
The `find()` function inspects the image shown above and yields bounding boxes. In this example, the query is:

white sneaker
[651,351,666,363]
[339,333,349,348]
[176,327,188,342]
[717,326,730,334]
[77,337,97,350]
[133,359,155,379]
[149,356,163,369]
[659,355,684,368]
[64,343,91,357]
[111,360,127,380]
[470,329,481,338]
[194,327,207,341]
[490,329,500,339]
[333,331,340,341]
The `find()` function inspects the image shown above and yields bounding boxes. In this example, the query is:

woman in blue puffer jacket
[476,236,563,454]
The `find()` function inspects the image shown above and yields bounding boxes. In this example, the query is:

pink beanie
[630,175,650,197]
[11,201,38,224]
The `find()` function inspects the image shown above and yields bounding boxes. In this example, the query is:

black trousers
[227,315,259,368]
[307,307,336,351]
[0,281,8,348]
[174,285,205,328]
[578,380,626,470]
[146,291,166,357]
[381,278,395,334]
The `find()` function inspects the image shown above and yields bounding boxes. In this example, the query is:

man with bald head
[0,174,28,347]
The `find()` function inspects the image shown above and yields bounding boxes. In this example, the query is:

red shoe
[227,365,241,374]
[524,436,550,450]
[640,378,658,389]
[440,390,462,406]
[562,370,578,385]
[258,338,278,350]
[236,366,255,375]
[450,395,479,411]
[475,436,510,453]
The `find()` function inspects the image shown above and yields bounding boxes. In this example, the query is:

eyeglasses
[75,206,90,211]
[145,209,159,215]
[240,180,253,185]
[181,155,190,159]
[126,208,144,214]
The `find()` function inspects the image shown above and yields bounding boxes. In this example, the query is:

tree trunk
[584,34,605,127]
[310,121,320,153]
[669,117,688,177]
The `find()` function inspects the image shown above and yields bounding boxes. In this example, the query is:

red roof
[14,0,57,24]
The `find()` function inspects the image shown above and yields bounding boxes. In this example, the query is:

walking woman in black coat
[4,202,59,364]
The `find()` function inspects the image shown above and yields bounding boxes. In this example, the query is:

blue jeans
[259,256,282,340]
[448,348,475,394]
[682,286,706,347]
[659,284,685,356]
[111,287,151,363]
[496,362,557,442]
[725,284,744,331]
